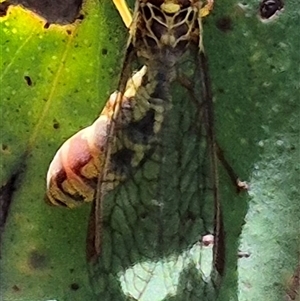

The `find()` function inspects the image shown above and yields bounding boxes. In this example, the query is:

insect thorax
[110,1,203,189]
[134,1,200,67]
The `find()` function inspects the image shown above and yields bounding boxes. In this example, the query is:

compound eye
[259,0,284,19]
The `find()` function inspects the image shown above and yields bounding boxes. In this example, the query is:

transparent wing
[45,1,227,299]
[87,50,220,300]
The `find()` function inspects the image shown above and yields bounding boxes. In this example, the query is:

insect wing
[87,55,219,301]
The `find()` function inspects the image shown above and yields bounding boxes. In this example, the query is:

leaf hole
[24,75,32,86]
[140,212,147,219]
[70,283,80,291]
[0,1,9,17]
[28,250,47,270]
[53,120,60,129]
[77,14,84,21]
[12,285,20,292]
[1,144,8,151]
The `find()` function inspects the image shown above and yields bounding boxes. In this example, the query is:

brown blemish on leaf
[0,0,84,25]
[101,48,108,55]
[216,16,233,32]
[285,264,300,301]
[0,1,10,17]
[53,119,60,129]
[12,284,21,292]
[1,144,11,155]
[70,283,80,291]
[28,250,48,270]
[0,173,19,247]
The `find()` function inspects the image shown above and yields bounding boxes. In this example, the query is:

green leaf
[1,0,299,301]
[0,1,127,300]
[203,1,300,300]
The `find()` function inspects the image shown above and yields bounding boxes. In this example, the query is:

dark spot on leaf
[4,0,84,25]
[77,14,84,20]
[186,211,196,221]
[140,212,147,219]
[259,0,284,19]
[0,1,9,17]
[24,76,32,86]
[70,283,80,291]
[12,285,20,292]
[0,172,19,242]
[28,250,47,270]
[216,16,233,32]
[53,119,60,129]
[47,67,54,74]
[44,22,50,29]
[69,268,74,273]
[66,29,72,35]
[1,144,8,152]
[101,48,108,55]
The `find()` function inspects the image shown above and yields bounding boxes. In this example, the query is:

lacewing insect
[46,1,246,299]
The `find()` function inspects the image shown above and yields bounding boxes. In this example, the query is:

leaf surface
[0,0,299,300]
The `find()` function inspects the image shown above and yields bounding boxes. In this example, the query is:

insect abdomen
[46,66,168,208]
[46,115,112,208]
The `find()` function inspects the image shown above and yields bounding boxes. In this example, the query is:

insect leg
[198,49,225,278]
[216,144,249,191]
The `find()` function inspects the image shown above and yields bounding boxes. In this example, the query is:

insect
[46,1,246,299]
